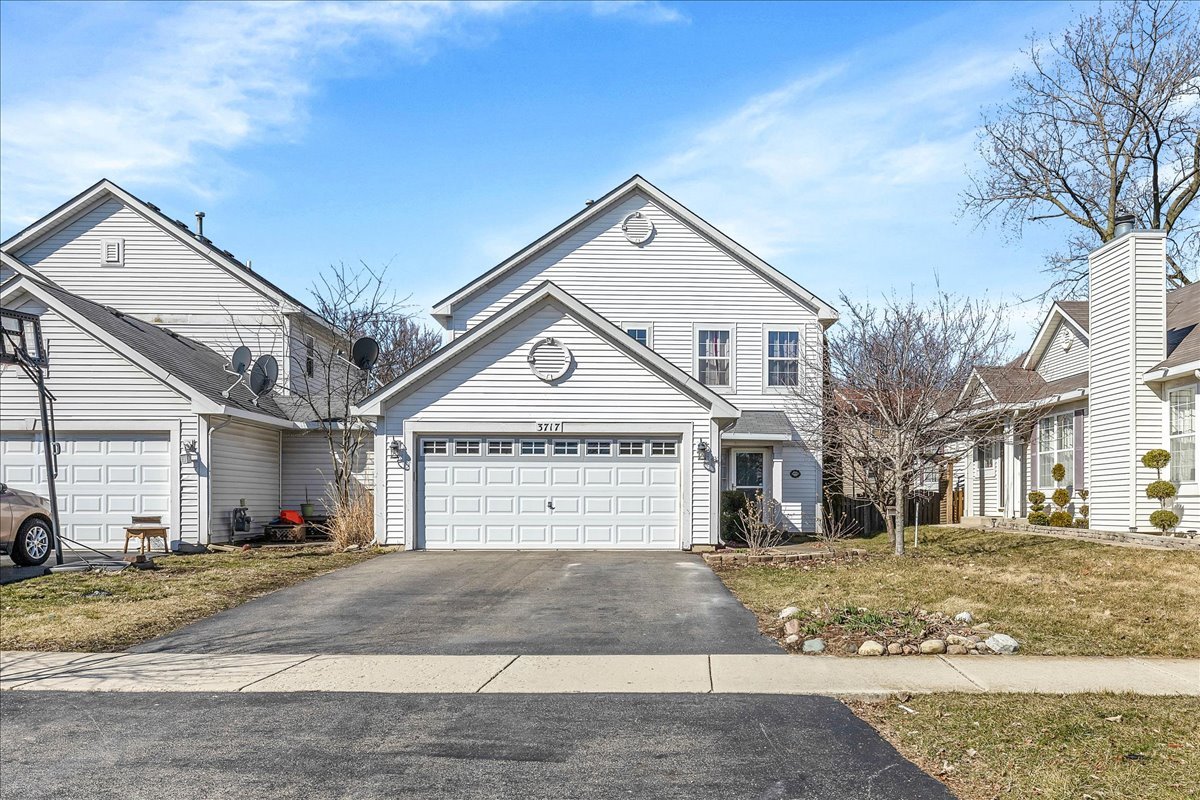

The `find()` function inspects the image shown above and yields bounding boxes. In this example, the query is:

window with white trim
[626,328,649,347]
[585,441,612,456]
[422,440,447,455]
[1037,413,1074,489]
[455,440,481,456]
[487,440,514,456]
[553,440,579,456]
[618,441,645,456]
[304,334,316,377]
[520,440,546,456]
[1169,386,1195,483]
[651,441,677,456]
[697,329,730,387]
[766,330,801,387]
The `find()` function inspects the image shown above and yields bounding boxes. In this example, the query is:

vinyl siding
[1034,320,1089,382]
[381,302,716,547]
[281,430,374,515]
[209,420,281,542]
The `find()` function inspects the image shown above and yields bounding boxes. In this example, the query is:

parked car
[0,482,55,566]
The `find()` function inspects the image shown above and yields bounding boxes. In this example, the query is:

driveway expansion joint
[236,654,318,692]
[474,655,520,693]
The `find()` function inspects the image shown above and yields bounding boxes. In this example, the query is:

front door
[731,449,767,501]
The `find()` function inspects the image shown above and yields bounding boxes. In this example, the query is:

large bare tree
[806,290,1030,555]
[964,0,1200,295]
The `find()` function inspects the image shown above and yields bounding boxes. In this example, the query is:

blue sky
[0,0,1080,334]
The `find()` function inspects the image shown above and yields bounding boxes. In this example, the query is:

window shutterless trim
[585,440,612,456]
[487,440,515,456]
[520,440,547,456]
[422,439,448,455]
[454,439,482,456]
[618,441,645,456]
[694,325,733,388]
[650,441,677,456]
[553,440,579,456]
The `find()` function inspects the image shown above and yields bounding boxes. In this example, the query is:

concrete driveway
[134,551,781,655]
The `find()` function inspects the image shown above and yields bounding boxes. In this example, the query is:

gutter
[1142,365,1200,384]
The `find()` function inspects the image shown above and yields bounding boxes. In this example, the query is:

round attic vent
[621,211,654,245]
[527,338,572,382]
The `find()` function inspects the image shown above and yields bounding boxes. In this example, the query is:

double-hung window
[766,330,801,388]
[1037,413,1074,489]
[1169,387,1196,483]
[304,334,316,377]
[697,329,731,387]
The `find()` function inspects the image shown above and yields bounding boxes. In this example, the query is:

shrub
[1027,511,1051,526]
[1073,518,1089,529]
[1048,510,1074,528]
[1078,504,1089,518]
[1142,449,1171,470]
[1077,488,1089,501]
[1150,509,1180,532]
[1051,462,1066,483]
[325,486,375,551]
[1051,488,1071,508]
[1146,480,1177,500]
[736,491,786,554]
[720,490,748,541]
[1027,490,1046,507]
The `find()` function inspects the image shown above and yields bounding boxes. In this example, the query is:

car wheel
[11,518,53,566]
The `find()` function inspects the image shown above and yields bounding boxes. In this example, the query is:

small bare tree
[816,492,860,555]
[369,315,443,384]
[735,491,787,554]
[963,0,1200,295]
[802,289,1036,556]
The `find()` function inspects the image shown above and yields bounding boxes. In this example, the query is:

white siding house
[359,176,838,549]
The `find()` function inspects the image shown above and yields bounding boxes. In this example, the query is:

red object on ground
[279,509,304,525]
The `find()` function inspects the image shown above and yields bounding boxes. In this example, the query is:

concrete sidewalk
[3,650,1197,695]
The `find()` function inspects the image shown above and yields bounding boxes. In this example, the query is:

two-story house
[356,176,838,550]
[1,180,365,548]
[958,222,1199,534]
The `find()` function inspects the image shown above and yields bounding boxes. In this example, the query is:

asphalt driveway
[134,550,780,655]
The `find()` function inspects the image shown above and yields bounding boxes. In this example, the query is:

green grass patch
[715,526,1200,656]
[0,545,390,652]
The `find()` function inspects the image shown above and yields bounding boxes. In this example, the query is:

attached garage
[417,436,681,549]
[0,432,171,547]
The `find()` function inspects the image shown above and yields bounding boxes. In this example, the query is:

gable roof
[1,179,332,331]
[2,264,297,427]
[1021,300,1090,371]
[429,175,839,327]
[966,364,1088,410]
[1150,282,1200,374]
[357,280,741,419]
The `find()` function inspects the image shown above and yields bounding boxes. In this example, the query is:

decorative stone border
[702,548,867,566]
[988,520,1200,551]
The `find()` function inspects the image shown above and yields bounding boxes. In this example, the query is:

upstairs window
[304,334,316,377]
[766,330,801,387]
[1169,387,1196,483]
[626,328,649,347]
[697,329,730,387]
[1037,413,1074,489]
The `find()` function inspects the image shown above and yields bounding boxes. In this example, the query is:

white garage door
[0,433,171,547]
[417,436,680,550]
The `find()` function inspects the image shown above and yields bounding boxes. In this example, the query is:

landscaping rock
[902,645,918,655]
[946,644,968,655]
[887,643,903,655]
[778,606,800,620]
[953,611,974,624]
[802,638,826,654]
[919,639,946,655]
[784,634,800,645]
[858,640,886,656]
[783,619,801,635]
[946,634,968,646]
[985,633,1020,654]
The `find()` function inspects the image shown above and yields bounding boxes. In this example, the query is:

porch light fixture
[180,440,198,465]
[696,439,710,460]
[389,439,405,462]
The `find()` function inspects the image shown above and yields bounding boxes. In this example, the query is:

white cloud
[588,1,688,25]
[0,1,517,228]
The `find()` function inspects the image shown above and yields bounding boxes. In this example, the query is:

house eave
[1143,364,1200,384]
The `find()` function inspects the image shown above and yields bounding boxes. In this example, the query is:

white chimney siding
[1086,230,1168,531]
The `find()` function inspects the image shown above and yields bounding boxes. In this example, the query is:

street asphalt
[133,551,781,655]
[0,691,954,800]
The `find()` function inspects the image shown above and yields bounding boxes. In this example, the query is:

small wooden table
[124,516,170,555]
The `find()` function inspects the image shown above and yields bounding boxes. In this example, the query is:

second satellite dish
[249,354,278,402]
[351,336,380,371]
[226,345,253,376]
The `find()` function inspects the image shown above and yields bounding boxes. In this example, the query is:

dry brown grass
[0,545,388,651]
[325,486,375,551]
[715,525,1200,656]
[850,693,1200,800]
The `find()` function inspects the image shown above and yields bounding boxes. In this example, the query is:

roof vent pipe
[195,211,205,238]
[1113,212,1136,238]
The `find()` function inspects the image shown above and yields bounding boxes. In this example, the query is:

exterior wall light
[696,439,710,460]
[180,440,198,465]
[389,439,405,463]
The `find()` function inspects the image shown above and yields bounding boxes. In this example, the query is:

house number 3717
[536,422,564,432]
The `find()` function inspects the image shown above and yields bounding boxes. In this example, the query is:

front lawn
[0,545,390,652]
[714,526,1200,656]
[849,693,1200,800]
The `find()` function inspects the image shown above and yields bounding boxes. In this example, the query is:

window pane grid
[1170,388,1196,483]
[697,329,730,387]
[1036,412,1075,489]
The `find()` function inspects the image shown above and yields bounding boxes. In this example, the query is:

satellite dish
[226,345,253,376]
[351,336,380,371]
[249,354,278,401]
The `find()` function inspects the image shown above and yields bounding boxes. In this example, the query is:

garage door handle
[546,500,555,511]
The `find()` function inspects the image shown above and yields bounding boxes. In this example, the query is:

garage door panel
[0,433,171,546]
[417,436,680,550]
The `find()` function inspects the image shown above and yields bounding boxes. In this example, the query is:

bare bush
[325,485,374,551]
[816,499,861,555]
[736,491,787,554]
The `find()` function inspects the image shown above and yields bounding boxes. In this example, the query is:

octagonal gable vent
[621,211,654,246]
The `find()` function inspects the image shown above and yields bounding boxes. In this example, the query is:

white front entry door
[0,432,171,546]
[417,436,681,549]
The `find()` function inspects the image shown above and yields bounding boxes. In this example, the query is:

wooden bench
[124,515,170,555]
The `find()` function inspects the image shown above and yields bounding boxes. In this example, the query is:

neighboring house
[958,225,1199,532]
[0,181,368,547]
[356,175,838,550]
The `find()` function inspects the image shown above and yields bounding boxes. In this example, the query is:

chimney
[1086,225,1168,531]
[1113,211,1136,238]
[195,211,205,238]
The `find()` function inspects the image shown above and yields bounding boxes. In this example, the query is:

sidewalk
[3,651,1197,695]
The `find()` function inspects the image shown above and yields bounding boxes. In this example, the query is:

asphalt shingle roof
[725,409,794,438]
[1153,282,1200,372]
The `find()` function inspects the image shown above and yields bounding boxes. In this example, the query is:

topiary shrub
[1146,480,1177,501]
[1051,463,1066,483]
[721,490,748,541]
[1027,511,1050,526]
[1048,510,1074,528]
[1142,449,1171,471]
[1073,518,1089,529]
[1150,509,1180,532]
[1051,488,1071,508]
[1027,490,1046,507]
